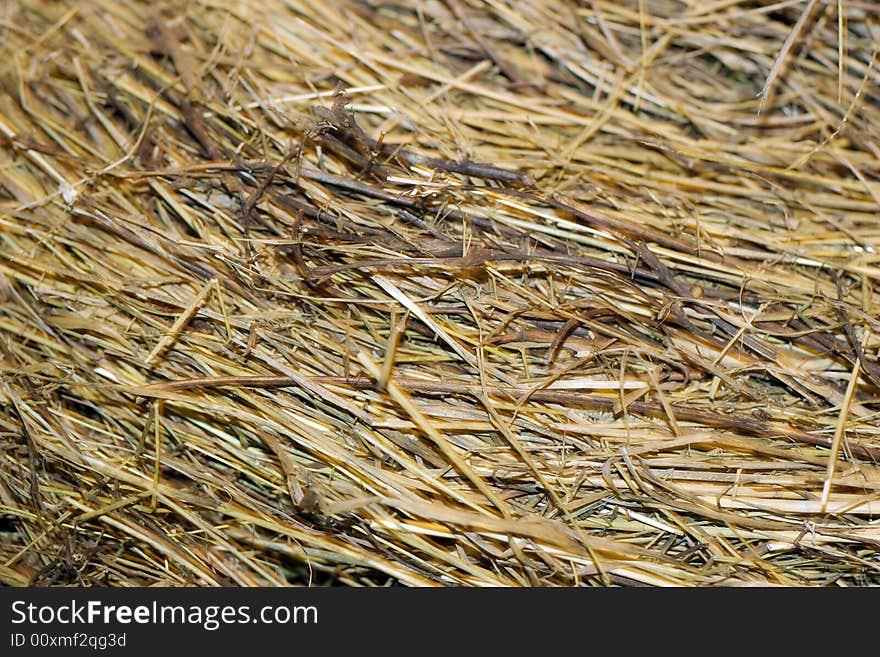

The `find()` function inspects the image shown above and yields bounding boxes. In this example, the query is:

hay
[1,0,880,587]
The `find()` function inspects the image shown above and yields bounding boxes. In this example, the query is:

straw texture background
[2,0,880,586]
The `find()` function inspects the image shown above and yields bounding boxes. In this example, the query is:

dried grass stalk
[1,0,880,587]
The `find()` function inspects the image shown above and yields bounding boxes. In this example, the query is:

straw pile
[1,0,879,587]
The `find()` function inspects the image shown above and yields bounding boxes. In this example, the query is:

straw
[1,0,879,587]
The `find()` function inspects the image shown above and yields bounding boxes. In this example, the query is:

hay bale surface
[1,0,879,586]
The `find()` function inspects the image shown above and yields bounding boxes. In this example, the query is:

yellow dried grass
[1,0,879,587]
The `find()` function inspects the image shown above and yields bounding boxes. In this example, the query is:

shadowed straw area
[1,0,880,587]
